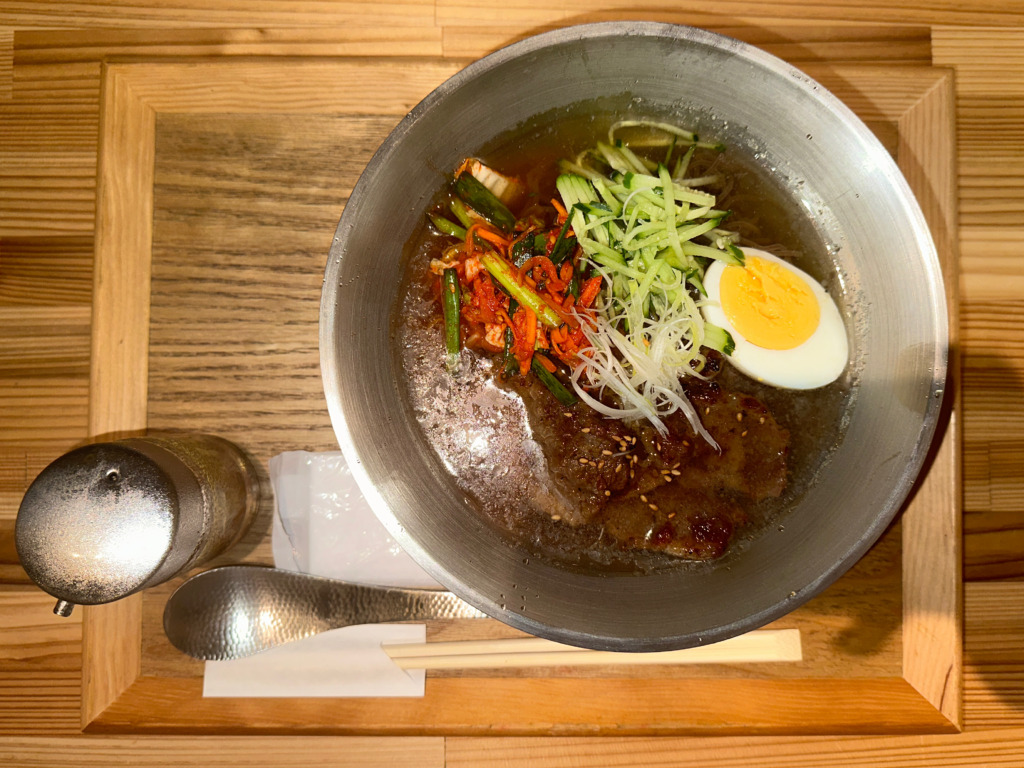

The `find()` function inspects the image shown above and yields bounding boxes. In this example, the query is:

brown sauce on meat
[395,117,854,573]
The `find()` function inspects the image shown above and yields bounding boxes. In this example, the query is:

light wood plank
[13,26,443,61]
[0,586,81,672]
[91,675,955,734]
[435,0,1024,27]
[441,17,933,62]
[445,729,1024,767]
[0,671,81,735]
[0,105,97,154]
[0,305,91,377]
[89,63,154,440]
[0,587,81,736]
[0,27,11,100]
[0,236,93,305]
[0,736,445,767]
[0,153,96,237]
[0,0,437,28]
[896,70,961,725]
[80,61,154,730]
[0,378,89,445]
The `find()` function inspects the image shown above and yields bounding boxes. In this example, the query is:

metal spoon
[162,565,487,660]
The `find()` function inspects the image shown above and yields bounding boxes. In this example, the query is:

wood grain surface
[2,4,1024,765]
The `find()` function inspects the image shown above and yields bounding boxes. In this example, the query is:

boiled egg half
[701,247,848,389]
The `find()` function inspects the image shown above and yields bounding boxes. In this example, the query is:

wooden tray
[82,55,960,735]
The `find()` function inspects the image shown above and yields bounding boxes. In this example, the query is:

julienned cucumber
[703,322,736,357]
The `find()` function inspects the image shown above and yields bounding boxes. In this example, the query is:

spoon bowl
[162,565,486,660]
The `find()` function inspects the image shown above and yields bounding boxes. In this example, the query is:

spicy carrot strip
[466,223,509,257]
[551,198,568,220]
[550,334,567,360]
[578,276,603,308]
[519,255,567,292]
[535,353,557,373]
[473,226,510,250]
[523,306,537,350]
[498,308,515,331]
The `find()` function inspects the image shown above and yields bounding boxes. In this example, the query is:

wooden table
[2,2,1024,766]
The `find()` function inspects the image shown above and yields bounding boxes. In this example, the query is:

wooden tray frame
[83,57,960,735]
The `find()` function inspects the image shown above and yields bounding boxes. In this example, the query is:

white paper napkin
[202,450,439,698]
[269,451,440,589]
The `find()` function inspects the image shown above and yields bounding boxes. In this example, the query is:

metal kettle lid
[15,442,198,607]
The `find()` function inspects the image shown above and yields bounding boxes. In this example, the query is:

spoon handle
[163,565,487,660]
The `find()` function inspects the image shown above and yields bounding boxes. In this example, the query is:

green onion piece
[454,173,516,233]
[480,252,563,328]
[510,236,535,267]
[531,356,578,406]
[568,272,581,299]
[449,197,476,229]
[429,213,466,240]
[442,268,461,374]
[548,214,577,265]
[502,298,519,374]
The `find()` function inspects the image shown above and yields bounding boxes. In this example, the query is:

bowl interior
[321,23,947,650]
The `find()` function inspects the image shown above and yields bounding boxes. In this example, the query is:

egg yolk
[719,256,820,350]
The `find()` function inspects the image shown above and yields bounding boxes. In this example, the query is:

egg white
[701,247,848,389]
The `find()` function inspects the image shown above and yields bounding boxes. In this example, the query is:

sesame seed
[630,470,635,479]
[649,503,659,511]
[597,461,605,469]
[656,442,662,452]
[671,469,681,476]
[741,430,748,437]
[668,512,676,519]
[582,427,591,433]
[704,407,710,415]
[601,449,612,456]
[640,494,648,503]
[604,490,611,497]
[564,412,572,417]
[682,440,690,447]
[736,412,744,422]
[551,514,561,521]
[663,476,673,483]
[578,458,588,465]
[759,416,765,424]
[660,469,671,474]
[615,463,623,473]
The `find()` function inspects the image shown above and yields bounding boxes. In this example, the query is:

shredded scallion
[556,121,739,443]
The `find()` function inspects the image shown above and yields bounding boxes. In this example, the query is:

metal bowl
[320,22,947,651]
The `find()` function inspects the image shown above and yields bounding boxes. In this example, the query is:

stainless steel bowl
[320,22,947,651]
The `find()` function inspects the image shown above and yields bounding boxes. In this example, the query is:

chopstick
[382,628,801,670]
